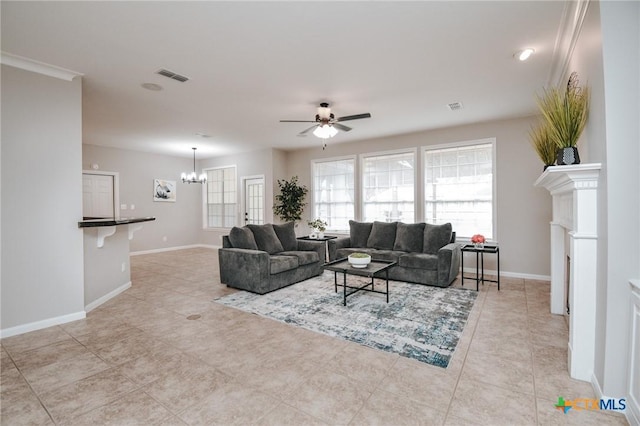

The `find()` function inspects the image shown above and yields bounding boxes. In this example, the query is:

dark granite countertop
[78,217,156,228]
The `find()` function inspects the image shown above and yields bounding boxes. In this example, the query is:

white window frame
[422,138,497,241]
[310,155,357,233]
[360,148,418,223]
[202,165,238,230]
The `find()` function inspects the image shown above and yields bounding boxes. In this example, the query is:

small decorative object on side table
[471,234,485,249]
[461,243,500,291]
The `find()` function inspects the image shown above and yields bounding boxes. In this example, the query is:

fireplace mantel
[534,163,601,382]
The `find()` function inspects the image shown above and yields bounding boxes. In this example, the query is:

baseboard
[130,244,219,256]
[461,267,550,281]
[0,310,86,339]
[592,373,636,424]
[85,281,131,313]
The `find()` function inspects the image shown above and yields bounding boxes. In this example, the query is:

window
[424,140,494,239]
[312,158,355,231]
[205,166,237,228]
[362,151,415,223]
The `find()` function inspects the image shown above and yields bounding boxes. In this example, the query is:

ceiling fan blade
[297,125,318,136]
[280,120,317,123]
[336,113,371,122]
[333,123,352,132]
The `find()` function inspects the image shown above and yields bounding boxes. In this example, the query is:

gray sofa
[219,222,325,294]
[328,220,461,287]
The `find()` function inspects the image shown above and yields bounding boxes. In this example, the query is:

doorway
[82,171,119,219]
[243,176,264,225]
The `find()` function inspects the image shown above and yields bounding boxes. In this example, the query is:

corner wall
[1,65,85,336]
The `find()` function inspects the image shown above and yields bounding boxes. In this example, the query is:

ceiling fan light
[317,104,331,120]
[327,125,338,137]
[313,124,337,139]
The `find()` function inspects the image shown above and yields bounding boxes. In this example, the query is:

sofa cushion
[269,255,299,274]
[393,222,425,252]
[368,250,406,263]
[367,221,398,250]
[349,220,373,248]
[398,253,439,270]
[228,226,258,250]
[423,223,453,255]
[248,224,284,254]
[273,222,298,251]
[278,250,319,266]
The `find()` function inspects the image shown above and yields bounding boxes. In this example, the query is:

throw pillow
[367,221,398,250]
[423,223,453,254]
[273,222,298,252]
[228,226,258,250]
[349,220,373,248]
[393,222,426,252]
[247,224,284,254]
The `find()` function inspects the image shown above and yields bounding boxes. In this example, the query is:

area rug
[214,272,477,368]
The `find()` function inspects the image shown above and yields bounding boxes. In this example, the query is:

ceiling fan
[280,103,371,146]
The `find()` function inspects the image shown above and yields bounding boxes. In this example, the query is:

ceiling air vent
[156,68,190,83]
[447,102,463,111]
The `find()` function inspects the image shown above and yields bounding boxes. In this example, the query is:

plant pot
[348,253,371,268]
[557,147,581,165]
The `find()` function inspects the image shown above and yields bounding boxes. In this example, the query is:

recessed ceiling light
[447,102,463,111]
[515,48,535,61]
[141,83,163,91]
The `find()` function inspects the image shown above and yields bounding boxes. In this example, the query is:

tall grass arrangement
[536,72,590,148]
[529,122,557,167]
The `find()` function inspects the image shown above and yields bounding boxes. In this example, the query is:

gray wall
[1,65,85,335]
[82,144,202,252]
[572,1,640,399]
[286,115,551,278]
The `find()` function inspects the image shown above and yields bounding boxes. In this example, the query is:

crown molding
[0,52,83,81]
[547,0,590,86]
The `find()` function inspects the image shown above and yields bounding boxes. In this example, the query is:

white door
[244,177,264,225]
[83,173,115,218]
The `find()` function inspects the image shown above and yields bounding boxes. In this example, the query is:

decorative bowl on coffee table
[348,253,371,268]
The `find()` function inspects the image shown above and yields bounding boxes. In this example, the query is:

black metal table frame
[323,258,396,306]
[461,244,500,291]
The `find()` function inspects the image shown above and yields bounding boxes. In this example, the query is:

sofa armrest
[218,247,270,285]
[297,239,326,263]
[437,242,461,286]
[328,237,351,261]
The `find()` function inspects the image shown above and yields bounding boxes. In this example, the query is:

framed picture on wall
[153,179,176,202]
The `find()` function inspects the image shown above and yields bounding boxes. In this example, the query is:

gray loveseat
[328,220,460,287]
[219,222,325,294]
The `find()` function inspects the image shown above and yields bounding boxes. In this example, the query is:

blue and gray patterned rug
[215,272,477,368]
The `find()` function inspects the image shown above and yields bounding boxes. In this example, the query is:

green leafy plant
[349,252,371,258]
[308,218,327,232]
[529,122,557,167]
[273,176,308,223]
[536,72,590,149]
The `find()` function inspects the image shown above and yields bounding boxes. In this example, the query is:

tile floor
[0,248,629,425]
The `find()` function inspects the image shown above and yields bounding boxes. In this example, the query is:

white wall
[286,115,552,278]
[82,145,202,252]
[1,65,85,336]
[569,0,640,400]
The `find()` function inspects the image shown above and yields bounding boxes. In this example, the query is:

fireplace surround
[535,163,601,382]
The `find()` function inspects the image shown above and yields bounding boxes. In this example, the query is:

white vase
[317,231,325,239]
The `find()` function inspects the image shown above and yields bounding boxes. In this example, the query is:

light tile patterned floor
[0,248,629,425]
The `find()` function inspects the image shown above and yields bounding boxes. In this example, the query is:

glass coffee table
[323,258,397,306]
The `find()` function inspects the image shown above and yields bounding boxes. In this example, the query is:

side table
[460,244,500,291]
[297,235,337,261]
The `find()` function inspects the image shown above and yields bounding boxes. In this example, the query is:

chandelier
[181,147,206,184]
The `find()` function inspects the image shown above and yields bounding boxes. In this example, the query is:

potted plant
[348,252,371,268]
[536,72,590,165]
[529,122,557,171]
[273,176,308,224]
[308,218,327,238]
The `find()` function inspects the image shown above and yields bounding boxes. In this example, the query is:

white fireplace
[534,163,601,382]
